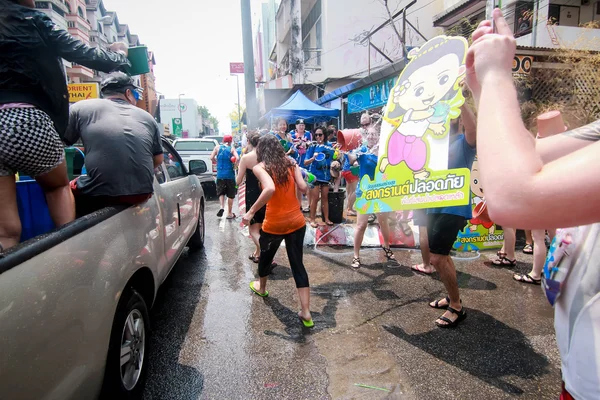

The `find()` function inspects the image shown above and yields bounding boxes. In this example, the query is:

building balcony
[517,24,600,51]
[66,14,90,39]
[67,64,94,81]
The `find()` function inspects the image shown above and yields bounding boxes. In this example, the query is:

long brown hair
[256,134,294,187]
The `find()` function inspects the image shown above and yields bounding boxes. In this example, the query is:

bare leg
[413,225,434,273]
[321,185,331,224]
[430,253,463,325]
[309,186,320,225]
[35,160,75,227]
[227,197,234,217]
[530,229,547,279]
[333,175,341,192]
[378,211,392,248]
[503,227,516,260]
[219,194,225,210]
[346,180,357,213]
[353,213,369,259]
[0,175,21,249]
[249,223,261,257]
[297,287,312,321]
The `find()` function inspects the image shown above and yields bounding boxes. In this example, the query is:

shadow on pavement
[383,309,551,395]
[142,249,206,400]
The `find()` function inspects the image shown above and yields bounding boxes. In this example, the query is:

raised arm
[467,9,600,229]
[36,13,130,72]
[236,156,248,186]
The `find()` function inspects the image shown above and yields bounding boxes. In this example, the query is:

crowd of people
[2,1,599,397]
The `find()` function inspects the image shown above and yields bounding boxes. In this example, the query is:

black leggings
[258,226,309,288]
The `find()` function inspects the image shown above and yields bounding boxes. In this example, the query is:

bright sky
[102,0,264,133]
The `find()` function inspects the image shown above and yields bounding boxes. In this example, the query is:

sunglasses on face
[314,133,324,137]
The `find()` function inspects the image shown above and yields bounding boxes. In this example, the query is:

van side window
[162,146,185,180]
[154,165,166,184]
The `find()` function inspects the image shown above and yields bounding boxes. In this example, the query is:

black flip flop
[435,306,467,328]
[429,296,450,309]
[513,273,541,285]
[216,209,224,217]
[226,213,237,220]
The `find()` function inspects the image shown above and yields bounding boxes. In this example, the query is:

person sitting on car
[62,72,164,217]
[0,0,130,249]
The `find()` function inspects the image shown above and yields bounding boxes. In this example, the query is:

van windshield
[174,141,216,151]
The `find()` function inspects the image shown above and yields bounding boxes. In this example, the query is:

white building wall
[159,99,201,138]
[307,0,444,83]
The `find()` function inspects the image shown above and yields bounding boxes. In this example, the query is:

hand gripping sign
[355,35,472,214]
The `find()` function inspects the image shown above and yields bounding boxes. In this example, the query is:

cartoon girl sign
[379,36,468,179]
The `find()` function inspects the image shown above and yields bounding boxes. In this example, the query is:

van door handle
[176,193,183,200]
[191,184,197,192]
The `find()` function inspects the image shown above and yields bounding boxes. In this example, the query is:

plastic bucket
[16,180,54,241]
[64,147,76,181]
[473,200,492,223]
[126,46,150,76]
[328,188,346,224]
[337,129,362,151]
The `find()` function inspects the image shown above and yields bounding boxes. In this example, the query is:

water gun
[300,168,316,184]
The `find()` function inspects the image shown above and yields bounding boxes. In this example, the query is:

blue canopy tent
[263,90,340,124]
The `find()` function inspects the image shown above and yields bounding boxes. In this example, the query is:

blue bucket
[16,180,54,241]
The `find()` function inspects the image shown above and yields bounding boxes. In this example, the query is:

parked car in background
[203,135,224,144]
[173,138,218,197]
[0,139,206,400]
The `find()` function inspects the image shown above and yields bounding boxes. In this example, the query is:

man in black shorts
[426,103,476,328]
[210,134,238,218]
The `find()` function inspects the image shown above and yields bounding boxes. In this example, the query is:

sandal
[435,306,467,328]
[513,273,541,285]
[492,256,516,266]
[382,247,397,263]
[249,281,268,297]
[226,213,237,220]
[411,263,434,275]
[429,296,450,309]
[351,257,361,269]
[523,244,533,254]
[310,221,318,228]
[325,220,334,226]
[347,210,357,216]
[368,214,377,224]
[249,255,259,263]
[216,208,224,217]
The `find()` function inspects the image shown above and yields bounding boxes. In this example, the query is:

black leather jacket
[0,1,130,136]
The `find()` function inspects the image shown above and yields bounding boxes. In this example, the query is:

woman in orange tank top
[242,134,314,327]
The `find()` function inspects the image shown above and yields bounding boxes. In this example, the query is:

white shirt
[553,223,600,398]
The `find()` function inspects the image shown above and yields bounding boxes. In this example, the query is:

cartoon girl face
[470,159,484,198]
[396,54,464,112]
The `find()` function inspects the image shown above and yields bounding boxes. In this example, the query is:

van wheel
[188,203,205,250]
[101,288,150,399]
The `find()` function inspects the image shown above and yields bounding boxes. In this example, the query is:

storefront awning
[315,59,406,106]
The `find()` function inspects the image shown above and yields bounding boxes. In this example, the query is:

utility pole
[240,0,258,128]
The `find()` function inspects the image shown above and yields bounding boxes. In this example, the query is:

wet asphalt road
[142,200,561,400]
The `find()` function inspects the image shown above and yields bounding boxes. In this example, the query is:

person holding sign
[426,100,477,328]
[304,126,334,227]
[348,126,398,269]
[468,9,600,398]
